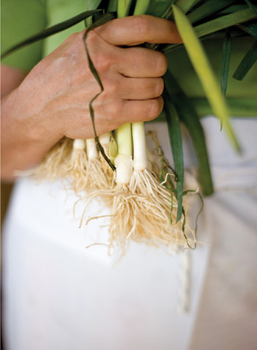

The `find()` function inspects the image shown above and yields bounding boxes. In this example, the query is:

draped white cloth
[2,117,257,350]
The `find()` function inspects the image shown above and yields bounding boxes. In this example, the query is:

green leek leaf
[187,0,235,25]
[1,9,103,59]
[162,7,257,54]
[194,7,257,38]
[237,22,257,39]
[145,0,174,17]
[233,40,257,80]
[221,30,232,95]
[164,71,214,197]
[219,4,248,15]
[84,12,117,171]
[118,0,133,17]
[244,0,257,15]
[174,0,201,14]
[107,0,118,12]
[134,0,151,15]
[172,4,240,152]
[163,89,184,222]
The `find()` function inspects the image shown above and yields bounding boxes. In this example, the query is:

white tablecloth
[3,117,257,350]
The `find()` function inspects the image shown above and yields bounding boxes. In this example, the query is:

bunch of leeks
[2,0,257,251]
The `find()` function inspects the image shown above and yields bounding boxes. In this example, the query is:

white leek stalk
[132,122,148,172]
[86,138,98,161]
[114,123,133,185]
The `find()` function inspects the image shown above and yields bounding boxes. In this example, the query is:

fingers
[118,77,164,100]
[122,97,164,123]
[97,94,163,124]
[46,15,177,140]
[117,47,168,78]
[95,15,182,46]
[86,34,168,79]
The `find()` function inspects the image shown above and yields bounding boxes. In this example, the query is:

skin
[1,15,182,180]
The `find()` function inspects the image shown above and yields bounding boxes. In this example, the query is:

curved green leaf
[1,9,103,59]
[163,89,184,222]
[145,0,174,18]
[233,40,257,80]
[164,71,214,197]
[221,31,232,95]
[244,0,257,15]
[187,0,235,25]
[83,12,117,171]
[172,4,240,152]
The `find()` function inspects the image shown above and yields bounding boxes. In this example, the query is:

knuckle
[148,98,163,120]
[85,29,98,46]
[99,96,121,121]
[107,101,121,120]
[156,53,168,76]
[155,78,164,96]
[94,53,111,72]
[86,31,113,72]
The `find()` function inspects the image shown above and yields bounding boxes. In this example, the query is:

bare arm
[1,15,182,181]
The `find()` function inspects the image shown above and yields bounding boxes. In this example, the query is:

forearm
[1,16,182,181]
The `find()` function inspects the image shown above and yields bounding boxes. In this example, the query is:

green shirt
[2,0,257,116]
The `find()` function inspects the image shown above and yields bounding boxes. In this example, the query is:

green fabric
[1,0,257,116]
[43,0,95,56]
[1,0,47,71]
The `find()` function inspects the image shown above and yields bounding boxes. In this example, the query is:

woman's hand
[1,15,182,180]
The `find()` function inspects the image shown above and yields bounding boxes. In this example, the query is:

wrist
[1,87,63,180]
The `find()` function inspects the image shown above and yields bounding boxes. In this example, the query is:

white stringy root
[27,120,196,253]
[80,122,196,253]
[29,134,114,193]
[31,137,73,181]
[64,139,88,193]
[111,123,195,251]
[85,137,113,192]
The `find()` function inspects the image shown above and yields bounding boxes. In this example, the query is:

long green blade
[244,0,257,15]
[134,0,151,15]
[107,0,118,12]
[164,71,214,196]
[146,0,174,17]
[162,8,257,54]
[83,12,117,171]
[194,7,257,38]
[118,0,133,17]
[237,22,257,39]
[163,89,184,222]
[1,9,103,59]
[221,30,232,95]
[187,0,235,24]
[233,40,257,80]
[172,4,240,152]
[175,0,200,14]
